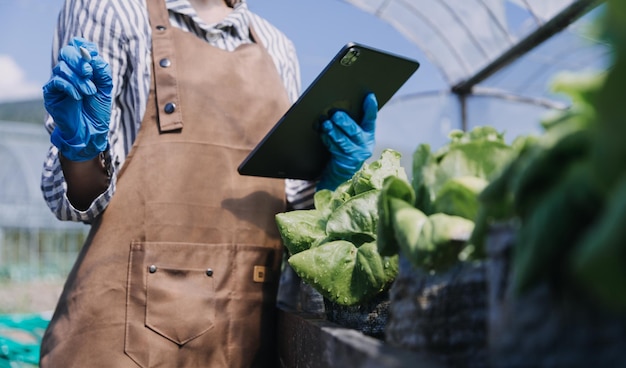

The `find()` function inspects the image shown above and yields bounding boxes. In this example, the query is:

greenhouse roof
[338,0,610,170]
[342,0,607,90]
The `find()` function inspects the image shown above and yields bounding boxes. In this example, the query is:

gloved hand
[316,93,378,191]
[43,37,112,162]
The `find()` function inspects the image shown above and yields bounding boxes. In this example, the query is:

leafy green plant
[276,149,406,306]
[377,127,517,272]
[470,0,626,312]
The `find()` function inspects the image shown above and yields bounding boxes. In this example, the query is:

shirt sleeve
[41,145,117,222]
[41,0,128,222]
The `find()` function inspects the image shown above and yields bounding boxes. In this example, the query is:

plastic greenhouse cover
[340,0,607,86]
[0,122,87,230]
[339,0,610,175]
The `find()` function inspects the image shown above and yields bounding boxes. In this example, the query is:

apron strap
[146,0,184,132]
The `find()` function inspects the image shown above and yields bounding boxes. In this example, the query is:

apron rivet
[206,268,213,277]
[149,265,157,273]
[159,58,171,68]
[156,25,167,31]
[164,102,176,114]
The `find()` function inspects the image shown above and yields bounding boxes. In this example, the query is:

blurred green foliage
[472,0,626,312]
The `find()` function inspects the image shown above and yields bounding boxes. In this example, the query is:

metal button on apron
[206,268,213,277]
[164,103,176,114]
[156,25,166,31]
[159,58,171,68]
[149,265,157,273]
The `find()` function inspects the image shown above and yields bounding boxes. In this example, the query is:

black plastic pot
[385,256,488,368]
[323,291,390,339]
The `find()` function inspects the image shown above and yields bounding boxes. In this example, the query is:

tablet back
[238,42,420,180]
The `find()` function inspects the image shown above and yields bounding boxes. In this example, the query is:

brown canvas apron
[39,1,291,367]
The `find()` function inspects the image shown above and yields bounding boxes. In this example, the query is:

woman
[40,0,377,366]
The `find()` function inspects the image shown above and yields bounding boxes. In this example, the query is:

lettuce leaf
[276,210,327,255]
[288,240,398,305]
[275,149,406,305]
[379,178,475,272]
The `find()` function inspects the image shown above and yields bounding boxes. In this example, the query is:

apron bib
[40,1,291,367]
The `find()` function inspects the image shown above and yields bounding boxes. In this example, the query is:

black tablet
[238,42,420,180]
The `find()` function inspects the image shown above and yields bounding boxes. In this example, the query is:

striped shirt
[41,0,316,223]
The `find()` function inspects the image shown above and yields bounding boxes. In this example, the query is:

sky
[0,0,443,104]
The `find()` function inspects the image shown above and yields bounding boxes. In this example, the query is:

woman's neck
[188,0,232,24]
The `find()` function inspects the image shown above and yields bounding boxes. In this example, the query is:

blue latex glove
[316,93,378,191]
[43,37,112,161]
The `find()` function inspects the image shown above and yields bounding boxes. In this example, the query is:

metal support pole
[459,93,468,131]
[451,0,605,96]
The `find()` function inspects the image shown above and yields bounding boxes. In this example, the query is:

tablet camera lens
[341,48,360,66]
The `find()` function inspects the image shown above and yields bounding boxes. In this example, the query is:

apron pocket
[125,241,282,367]
[145,265,215,344]
[125,241,220,367]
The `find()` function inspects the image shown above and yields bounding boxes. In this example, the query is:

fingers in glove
[70,37,96,54]
[73,38,114,94]
[330,110,359,135]
[329,111,370,147]
[55,47,97,96]
[320,119,360,156]
[82,53,113,130]
[83,56,112,137]
[43,75,82,102]
[89,55,113,94]
[360,93,377,134]
[319,121,340,150]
